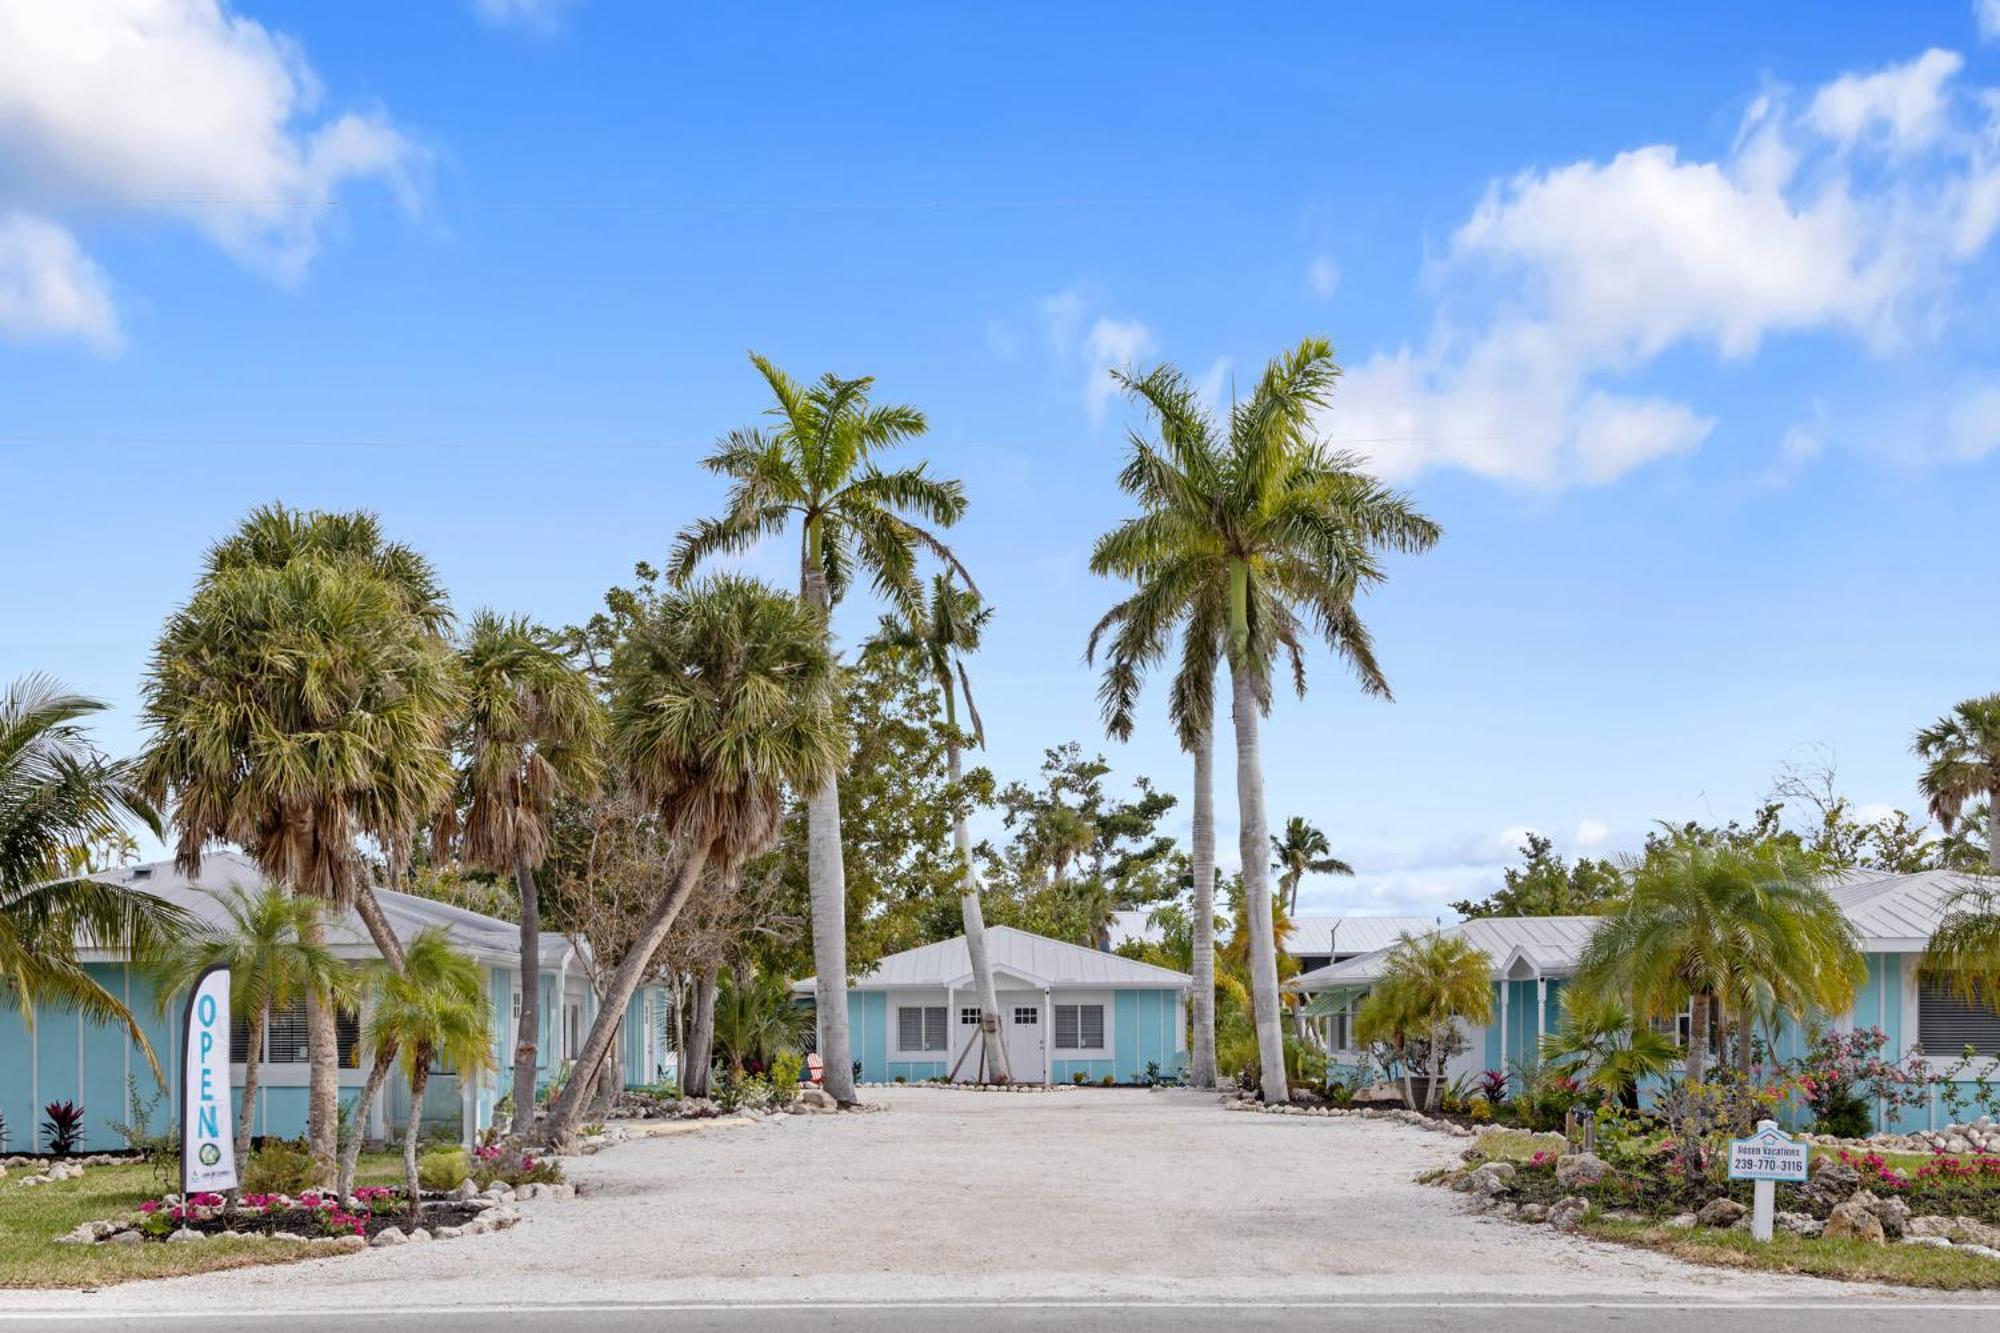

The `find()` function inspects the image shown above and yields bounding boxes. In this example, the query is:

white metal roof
[1821,869,1996,948]
[83,851,528,968]
[1287,916,1434,958]
[796,925,1191,993]
[1289,915,1601,990]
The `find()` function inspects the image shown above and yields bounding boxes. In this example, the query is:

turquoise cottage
[1,852,672,1153]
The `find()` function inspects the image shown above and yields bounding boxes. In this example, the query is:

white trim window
[897,1005,948,1053]
[1053,1002,1106,1052]
[1917,973,2000,1056]
[959,1006,982,1028]
[1012,1007,1039,1026]
[231,1001,361,1069]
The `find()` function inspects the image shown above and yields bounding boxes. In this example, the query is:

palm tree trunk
[235,1008,265,1164]
[1989,781,1999,874]
[299,911,340,1182]
[1428,1024,1448,1111]
[350,870,407,973]
[1686,992,1708,1088]
[800,542,856,1105]
[542,841,714,1147]
[403,1064,428,1220]
[337,1049,395,1200]
[511,854,542,1137]
[949,727,1011,1082]
[1189,726,1218,1089]
[1230,656,1289,1103]
[685,964,717,1098]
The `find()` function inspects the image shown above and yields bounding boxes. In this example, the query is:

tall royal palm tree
[436,611,604,1135]
[1,675,181,1071]
[140,505,463,1176]
[1090,339,1441,1102]
[151,884,349,1163]
[541,575,841,1145]
[1571,838,1864,1093]
[1270,816,1354,917]
[667,354,966,1105]
[1915,693,2000,874]
[1355,931,1494,1112]
[866,575,1010,1079]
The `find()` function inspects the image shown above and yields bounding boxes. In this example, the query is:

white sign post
[1727,1119,1808,1242]
[180,965,239,1197]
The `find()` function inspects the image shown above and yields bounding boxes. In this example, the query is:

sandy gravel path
[0,1086,1911,1311]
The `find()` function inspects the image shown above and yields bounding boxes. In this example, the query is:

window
[960,1006,982,1027]
[897,1005,947,1052]
[1053,1003,1105,1051]
[1013,1007,1039,1025]
[231,1001,361,1069]
[1919,974,2000,1056]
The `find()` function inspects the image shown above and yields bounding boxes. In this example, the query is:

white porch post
[460,1072,476,1150]
[944,983,955,1078]
[1043,987,1053,1084]
[1498,982,1510,1072]
[1535,979,1547,1060]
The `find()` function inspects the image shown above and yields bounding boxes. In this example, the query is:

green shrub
[770,1050,804,1099]
[241,1138,319,1195]
[1811,1084,1876,1139]
[418,1147,471,1192]
[1071,1071,1087,1085]
[1099,1074,1115,1087]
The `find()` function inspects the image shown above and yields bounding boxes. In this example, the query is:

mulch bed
[168,1200,489,1241]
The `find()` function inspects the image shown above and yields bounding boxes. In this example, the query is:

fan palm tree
[335,927,492,1214]
[541,575,842,1146]
[710,965,813,1074]
[1915,694,2000,874]
[140,505,462,1173]
[435,611,604,1135]
[1355,931,1493,1111]
[1270,816,1354,917]
[150,885,351,1163]
[668,355,966,1105]
[2,675,181,1072]
[1536,993,1679,1109]
[1091,339,1441,1101]
[1571,839,1864,1091]
[866,575,1010,1078]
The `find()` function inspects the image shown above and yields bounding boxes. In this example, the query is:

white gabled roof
[1289,914,1601,991]
[797,926,1191,993]
[1821,869,1996,949]
[1287,916,1434,957]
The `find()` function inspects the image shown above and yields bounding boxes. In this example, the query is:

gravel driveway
[0,1087,1899,1311]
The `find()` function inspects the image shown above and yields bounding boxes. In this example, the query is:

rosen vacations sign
[180,964,239,1196]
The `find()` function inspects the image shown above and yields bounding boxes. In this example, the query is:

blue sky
[4,2,1998,918]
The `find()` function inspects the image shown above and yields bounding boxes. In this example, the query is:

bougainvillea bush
[128,1186,489,1242]
[470,1143,563,1188]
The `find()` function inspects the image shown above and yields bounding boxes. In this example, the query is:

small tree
[1535,993,1677,1110]
[1355,932,1493,1111]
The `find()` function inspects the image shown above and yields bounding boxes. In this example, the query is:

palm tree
[140,505,462,1175]
[1536,993,1679,1110]
[541,575,841,1145]
[1920,877,2000,1020]
[336,927,492,1214]
[436,611,604,1136]
[1270,816,1354,917]
[1355,931,1493,1111]
[867,575,1009,1079]
[2,675,181,1072]
[1571,838,1864,1091]
[667,355,966,1105]
[150,885,350,1163]
[1091,339,1441,1102]
[710,966,813,1074]
[1915,694,2000,874]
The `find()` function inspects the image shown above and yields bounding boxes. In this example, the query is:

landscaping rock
[1548,1196,1590,1233]
[1902,1235,1953,1249]
[546,1183,574,1199]
[1804,1156,1860,1207]
[434,1225,464,1241]
[165,1228,205,1244]
[1857,1192,1909,1239]
[407,1228,432,1243]
[1774,1211,1823,1238]
[1961,1244,2000,1260]
[1906,1215,2000,1248]
[370,1227,408,1248]
[1664,1213,1697,1229]
[106,1231,143,1246]
[1516,1203,1549,1224]
[1824,1199,1887,1245]
[451,1179,480,1201]
[270,1232,307,1243]
[1696,1198,1747,1229]
[1554,1153,1609,1190]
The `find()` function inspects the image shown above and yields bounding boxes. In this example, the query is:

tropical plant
[2,676,184,1076]
[1269,816,1353,917]
[336,926,493,1213]
[1915,693,2000,874]
[1091,339,1442,1101]
[1920,876,2000,1019]
[1354,931,1494,1111]
[139,505,462,1174]
[867,574,1010,1077]
[1535,993,1678,1109]
[540,575,842,1146]
[436,610,604,1135]
[710,965,813,1074]
[41,1099,85,1156]
[1570,837,1865,1094]
[669,356,966,1104]
[150,884,352,1163]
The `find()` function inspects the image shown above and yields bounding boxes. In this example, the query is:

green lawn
[0,1155,403,1289]
[1583,1215,2000,1290]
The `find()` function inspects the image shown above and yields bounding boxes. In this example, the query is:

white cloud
[471,0,578,35]
[0,213,120,353]
[1808,48,1963,153]
[1760,424,1826,486]
[1084,317,1157,423]
[1194,355,1233,415]
[1306,255,1341,300]
[1977,0,2000,43]
[1942,379,2000,459]
[1574,819,1611,849]
[1328,49,2000,488]
[0,0,420,347]
[1029,287,1158,423]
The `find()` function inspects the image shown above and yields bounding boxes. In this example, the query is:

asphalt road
[4,1301,1999,1331]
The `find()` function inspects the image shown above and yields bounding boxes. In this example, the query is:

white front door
[1002,993,1045,1084]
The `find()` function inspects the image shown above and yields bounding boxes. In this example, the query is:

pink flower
[139,1201,159,1214]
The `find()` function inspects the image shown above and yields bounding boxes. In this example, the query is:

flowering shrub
[1786,1025,2000,1135]
[470,1143,563,1188]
